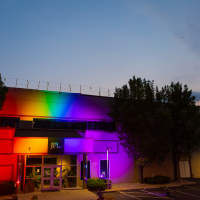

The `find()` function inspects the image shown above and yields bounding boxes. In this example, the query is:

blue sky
[0,0,200,99]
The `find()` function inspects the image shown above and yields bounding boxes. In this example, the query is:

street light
[107,147,112,181]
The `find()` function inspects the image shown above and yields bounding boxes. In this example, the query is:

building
[0,88,137,192]
[1,87,198,193]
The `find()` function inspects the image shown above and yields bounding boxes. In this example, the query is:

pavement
[15,179,200,200]
[17,189,97,200]
[101,182,200,200]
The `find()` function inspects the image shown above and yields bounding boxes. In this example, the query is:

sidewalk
[105,178,196,192]
[18,189,97,200]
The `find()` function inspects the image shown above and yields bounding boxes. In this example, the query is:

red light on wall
[17,181,20,184]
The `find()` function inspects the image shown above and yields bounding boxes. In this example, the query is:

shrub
[143,175,170,184]
[87,178,106,191]
[154,175,170,184]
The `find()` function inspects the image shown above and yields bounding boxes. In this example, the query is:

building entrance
[25,155,77,190]
[41,165,62,190]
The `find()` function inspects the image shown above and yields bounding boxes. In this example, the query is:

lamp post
[107,147,112,181]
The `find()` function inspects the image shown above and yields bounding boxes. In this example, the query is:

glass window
[44,120,50,129]
[62,155,77,165]
[61,121,67,129]
[81,161,90,180]
[56,120,62,129]
[93,122,98,130]
[0,117,20,128]
[88,122,92,130]
[100,160,109,178]
[43,155,61,165]
[26,155,42,166]
[50,120,56,129]
[26,167,41,178]
[33,118,116,131]
[98,122,104,130]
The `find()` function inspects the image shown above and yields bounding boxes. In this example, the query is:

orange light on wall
[13,138,48,154]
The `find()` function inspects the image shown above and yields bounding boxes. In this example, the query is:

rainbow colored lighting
[1,88,112,120]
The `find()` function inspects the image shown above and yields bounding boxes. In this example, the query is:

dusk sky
[0,0,200,99]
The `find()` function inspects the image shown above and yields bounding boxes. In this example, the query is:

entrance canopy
[13,129,93,154]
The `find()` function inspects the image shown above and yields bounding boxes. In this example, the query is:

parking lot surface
[102,185,200,200]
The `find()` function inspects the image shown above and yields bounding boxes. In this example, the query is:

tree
[0,74,8,111]
[108,76,168,183]
[159,82,200,181]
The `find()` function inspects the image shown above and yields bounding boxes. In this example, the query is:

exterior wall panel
[13,138,48,154]
[0,140,13,154]
[64,138,93,153]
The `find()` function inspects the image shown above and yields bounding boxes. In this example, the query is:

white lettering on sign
[50,142,62,149]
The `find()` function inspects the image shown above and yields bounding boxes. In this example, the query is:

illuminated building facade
[0,88,136,192]
[1,87,198,193]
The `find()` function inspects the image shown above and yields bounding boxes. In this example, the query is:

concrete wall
[191,147,200,178]
[0,128,18,182]
[144,155,174,180]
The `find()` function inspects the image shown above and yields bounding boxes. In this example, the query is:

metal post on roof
[38,81,40,90]
[27,80,29,89]
[80,85,81,94]
[15,78,18,88]
[69,84,71,92]
[60,83,61,92]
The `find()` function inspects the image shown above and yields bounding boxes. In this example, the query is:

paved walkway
[18,189,97,200]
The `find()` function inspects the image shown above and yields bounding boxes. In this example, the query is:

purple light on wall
[64,138,93,153]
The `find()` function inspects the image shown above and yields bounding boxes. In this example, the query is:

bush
[143,176,170,184]
[87,178,106,191]
[0,181,15,195]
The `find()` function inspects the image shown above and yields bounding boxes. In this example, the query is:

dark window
[98,122,104,130]
[100,160,109,178]
[81,161,91,180]
[50,120,56,129]
[82,122,87,130]
[33,119,116,131]
[56,120,62,129]
[34,119,39,128]
[0,117,20,128]
[88,122,93,130]
[44,120,50,129]
[39,120,45,129]
[44,157,57,165]
[26,157,42,165]
[93,122,98,130]
[61,121,67,129]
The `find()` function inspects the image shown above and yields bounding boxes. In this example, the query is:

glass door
[41,166,62,190]
[52,166,62,189]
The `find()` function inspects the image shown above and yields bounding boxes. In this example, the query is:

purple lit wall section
[78,132,136,184]
[64,138,93,153]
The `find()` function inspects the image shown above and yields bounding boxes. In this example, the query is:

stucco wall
[78,131,135,185]
[191,147,200,178]
[144,155,174,180]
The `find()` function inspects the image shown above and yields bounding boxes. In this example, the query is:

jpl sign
[48,138,64,154]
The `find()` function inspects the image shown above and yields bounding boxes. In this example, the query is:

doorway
[25,155,77,190]
[179,161,191,178]
[41,165,62,190]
